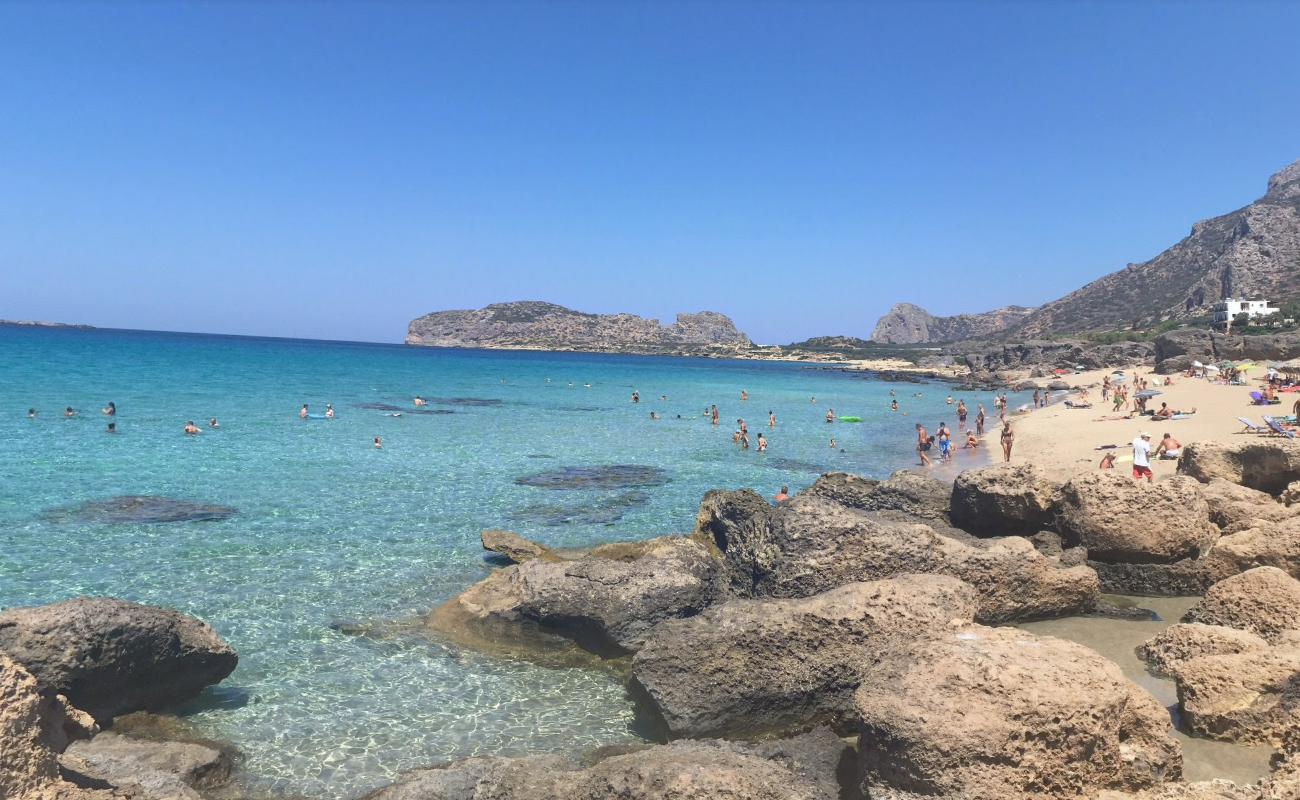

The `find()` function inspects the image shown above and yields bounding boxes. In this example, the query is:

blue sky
[1,2,1297,344]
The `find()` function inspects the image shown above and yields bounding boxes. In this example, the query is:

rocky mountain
[870,302,1035,344]
[1013,159,1300,336]
[406,301,753,354]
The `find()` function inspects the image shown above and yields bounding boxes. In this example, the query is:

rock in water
[694,490,1097,623]
[1174,647,1300,744]
[60,732,232,800]
[1178,439,1300,495]
[1135,623,1270,677]
[362,727,847,800]
[1181,567,1300,643]
[629,574,978,738]
[480,530,558,564]
[43,495,237,524]
[0,598,238,723]
[949,462,1061,536]
[429,537,724,656]
[855,626,1182,798]
[510,490,650,526]
[1056,473,1218,563]
[514,465,669,490]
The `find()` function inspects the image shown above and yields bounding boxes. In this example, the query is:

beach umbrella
[1204,364,1221,373]
[1135,390,1162,398]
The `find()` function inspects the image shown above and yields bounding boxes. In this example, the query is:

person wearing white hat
[1132,432,1153,482]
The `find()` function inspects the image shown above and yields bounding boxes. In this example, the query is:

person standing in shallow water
[1000,422,1014,462]
[300,404,309,419]
[711,405,719,426]
[769,410,776,428]
[916,423,932,467]
[976,405,986,435]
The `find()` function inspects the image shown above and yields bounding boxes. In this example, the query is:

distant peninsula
[0,319,94,330]
[406,301,754,356]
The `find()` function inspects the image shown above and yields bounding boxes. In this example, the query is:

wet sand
[1019,596,1275,784]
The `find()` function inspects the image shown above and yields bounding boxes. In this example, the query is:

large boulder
[628,574,978,738]
[59,732,232,800]
[801,470,950,522]
[362,727,849,800]
[1135,623,1270,677]
[1201,478,1300,534]
[1173,647,1300,744]
[1,654,105,800]
[1179,440,1300,495]
[694,491,1097,623]
[428,536,724,656]
[1154,329,1215,374]
[854,625,1182,798]
[949,463,1061,536]
[1181,567,1300,643]
[1057,473,1218,563]
[1204,517,1300,579]
[0,598,238,724]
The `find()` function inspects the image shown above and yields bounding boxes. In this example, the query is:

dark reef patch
[43,495,237,524]
[428,397,504,407]
[354,402,455,415]
[514,465,670,490]
[764,457,828,474]
[510,491,651,526]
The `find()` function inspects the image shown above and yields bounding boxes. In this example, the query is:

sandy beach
[1007,364,1290,481]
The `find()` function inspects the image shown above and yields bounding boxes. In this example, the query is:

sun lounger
[1238,417,1268,434]
[1263,417,1296,438]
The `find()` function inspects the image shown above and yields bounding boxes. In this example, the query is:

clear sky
[1,2,1298,345]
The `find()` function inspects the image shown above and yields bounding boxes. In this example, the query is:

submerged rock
[514,465,669,490]
[426,397,503,407]
[60,732,233,800]
[855,626,1182,798]
[629,574,978,739]
[949,462,1061,537]
[1181,567,1300,643]
[354,402,455,415]
[1136,623,1270,677]
[0,598,238,723]
[480,530,558,564]
[694,490,1097,623]
[362,726,848,800]
[429,537,724,656]
[509,490,650,526]
[1057,473,1217,563]
[42,496,236,524]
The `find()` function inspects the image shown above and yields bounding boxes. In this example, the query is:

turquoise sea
[0,326,1020,798]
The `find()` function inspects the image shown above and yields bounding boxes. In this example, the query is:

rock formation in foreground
[405,301,753,354]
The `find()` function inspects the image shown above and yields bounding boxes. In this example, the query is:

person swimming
[300,404,309,419]
[64,407,76,417]
[769,410,776,428]
[374,436,383,449]
[890,399,899,412]
[27,408,36,418]
[102,402,116,416]
[106,422,117,434]
[325,404,335,419]
[740,389,748,401]
[413,396,426,407]
[209,417,220,429]
[649,411,660,420]
[632,391,640,403]
[825,409,835,423]
[773,485,790,503]
[757,433,767,452]
[829,437,837,449]
[184,421,200,435]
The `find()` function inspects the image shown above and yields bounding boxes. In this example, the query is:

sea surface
[0,326,1016,799]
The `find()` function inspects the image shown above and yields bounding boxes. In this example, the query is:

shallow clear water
[0,326,1014,798]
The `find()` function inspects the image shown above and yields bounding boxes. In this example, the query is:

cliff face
[405,301,753,354]
[870,303,1035,344]
[1012,159,1300,336]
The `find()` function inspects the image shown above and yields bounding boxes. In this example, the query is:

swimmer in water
[106,422,117,434]
[649,411,660,420]
[325,404,335,419]
[64,407,76,417]
[757,433,767,452]
[773,485,790,503]
[300,404,309,419]
[632,391,640,403]
[810,396,816,404]
[769,410,776,428]
[374,436,383,449]
[711,405,719,425]
[740,389,748,401]
[829,437,837,449]
[414,396,426,407]
[184,421,200,435]
[209,417,220,429]
[890,399,899,412]
[825,409,835,423]
[102,401,116,416]
[27,408,36,418]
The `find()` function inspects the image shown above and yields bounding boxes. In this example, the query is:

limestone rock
[1182,567,1300,643]
[855,626,1182,798]
[480,530,557,564]
[801,470,950,522]
[1057,473,1218,563]
[1174,647,1300,744]
[0,598,237,724]
[869,302,1034,344]
[1136,623,1270,677]
[628,574,979,738]
[363,727,848,800]
[695,491,1097,623]
[1178,439,1300,495]
[949,463,1061,536]
[429,536,724,656]
[1095,782,1258,800]
[1201,478,1299,533]
[60,732,231,800]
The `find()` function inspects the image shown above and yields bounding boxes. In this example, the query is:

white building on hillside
[1212,298,1279,324]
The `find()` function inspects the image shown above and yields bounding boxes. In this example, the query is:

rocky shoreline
[8,443,1300,799]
